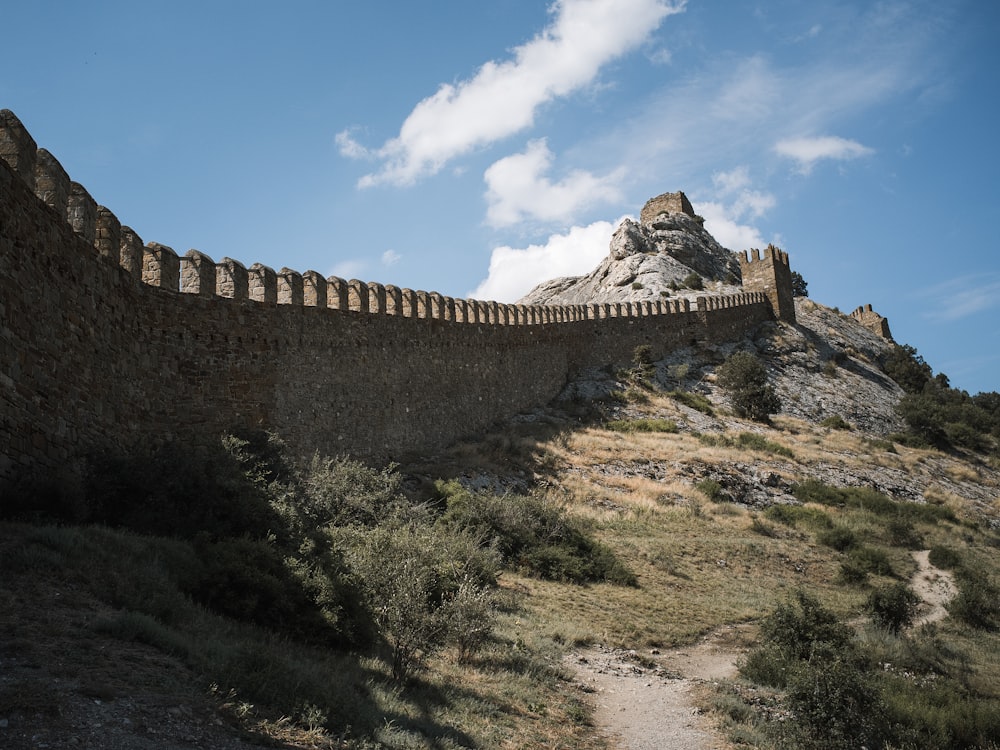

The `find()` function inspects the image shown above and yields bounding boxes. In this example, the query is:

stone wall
[851,304,894,342]
[0,110,776,490]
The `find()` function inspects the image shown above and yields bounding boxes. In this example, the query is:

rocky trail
[567,551,956,750]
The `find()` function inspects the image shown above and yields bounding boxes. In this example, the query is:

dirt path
[568,553,958,750]
[910,549,958,626]
[566,626,747,750]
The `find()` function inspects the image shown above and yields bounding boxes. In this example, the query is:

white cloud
[712,166,751,195]
[920,274,1000,322]
[381,249,401,267]
[484,139,624,227]
[335,130,370,160]
[696,201,766,251]
[342,0,684,187]
[469,220,618,302]
[774,135,874,174]
[699,168,775,248]
[328,259,367,280]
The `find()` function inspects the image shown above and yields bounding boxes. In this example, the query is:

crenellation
[34,149,71,217]
[0,109,37,190]
[249,263,277,304]
[181,250,217,296]
[399,288,417,318]
[384,284,402,315]
[429,292,445,320]
[327,276,349,310]
[348,279,368,313]
[95,207,121,261]
[303,271,326,308]
[367,281,386,314]
[217,257,248,300]
[143,242,180,291]
[68,182,97,246]
[119,227,144,280]
[278,268,304,306]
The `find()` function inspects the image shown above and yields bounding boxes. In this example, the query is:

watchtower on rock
[640,191,696,224]
[851,304,894,341]
[739,244,796,324]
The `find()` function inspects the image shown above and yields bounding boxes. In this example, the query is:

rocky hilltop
[519,191,742,305]
[519,190,903,434]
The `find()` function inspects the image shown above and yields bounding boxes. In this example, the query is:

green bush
[332,523,500,681]
[948,570,1000,630]
[846,545,895,578]
[605,418,678,433]
[667,389,714,414]
[682,272,704,290]
[866,583,921,634]
[735,432,793,457]
[928,544,963,570]
[817,525,857,551]
[820,414,852,430]
[695,478,727,503]
[785,654,889,750]
[757,591,852,662]
[436,483,636,586]
[715,352,781,422]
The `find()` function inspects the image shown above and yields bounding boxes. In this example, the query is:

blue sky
[2,1,998,394]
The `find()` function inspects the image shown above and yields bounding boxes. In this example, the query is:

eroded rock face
[518,213,742,306]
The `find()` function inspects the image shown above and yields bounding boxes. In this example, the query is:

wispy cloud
[773,135,874,174]
[381,249,401,267]
[920,274,1000,322]
[696,167,775,250]
[470,220,619,302]
[484,139,624,227]
[338,0,685,187]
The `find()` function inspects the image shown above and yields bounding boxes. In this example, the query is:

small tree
[716,351,781,422]
[866,583,920,634]
[791,271,808,297]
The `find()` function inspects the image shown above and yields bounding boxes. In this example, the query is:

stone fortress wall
[0,110,785,490]
[851,304,894,341]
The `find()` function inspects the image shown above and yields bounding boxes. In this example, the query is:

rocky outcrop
[519,196,742,306]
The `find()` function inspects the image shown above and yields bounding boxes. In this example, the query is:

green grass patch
[667,390,715,415]
[604,418,679,434]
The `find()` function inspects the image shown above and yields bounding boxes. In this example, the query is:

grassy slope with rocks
[2,297,1000,749]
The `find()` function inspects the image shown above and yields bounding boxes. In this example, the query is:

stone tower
[851,304,894,341]
[640,191,697,224]
[739,244,796,324]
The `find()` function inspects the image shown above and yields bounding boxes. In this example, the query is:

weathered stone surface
[519,214,742,306]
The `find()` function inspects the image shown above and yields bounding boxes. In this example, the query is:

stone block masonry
[0,110,779,490]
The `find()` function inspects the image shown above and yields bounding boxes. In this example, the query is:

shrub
[695,478,727,503]
[682,272,704,290]
[866,583,921,634]
[757,591,851,662]
[820,414,852,430]
[668,390,714,414]
[631,281,644,290]
[605,418,678,433]
[735,431,793,457]
[817,525,857,551]
[333,523,500,681]
[847,545,895,577]
[436,484,636,586]
[785,654,889,750]
[948,570,1000,630]
[928,544,963,570]
[715,352,781,422]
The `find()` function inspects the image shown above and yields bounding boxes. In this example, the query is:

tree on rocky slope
[716,352,781,423]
